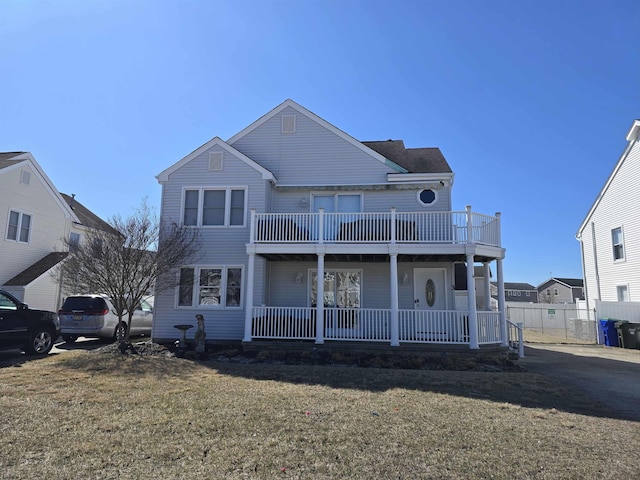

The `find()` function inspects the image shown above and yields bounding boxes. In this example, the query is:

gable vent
[209,152,223,171]
[20,170,31,185]
[282,115,296,134]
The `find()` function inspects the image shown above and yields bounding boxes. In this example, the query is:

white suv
[58,294,153,342]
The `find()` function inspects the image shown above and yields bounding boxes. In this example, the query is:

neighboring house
[491,282,538,303]
[537,278,584,304]
[153,99,509,351]
[0,152,114,311]
[577,119,640,310]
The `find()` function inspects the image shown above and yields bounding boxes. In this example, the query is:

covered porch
[242,207,521,355]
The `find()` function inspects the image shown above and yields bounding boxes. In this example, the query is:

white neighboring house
[154,99,510,351]
[577,119,640,310]
[0,152,116,311]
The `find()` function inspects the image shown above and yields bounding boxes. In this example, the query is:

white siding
[0,163,69,284]
[584,141,640,307]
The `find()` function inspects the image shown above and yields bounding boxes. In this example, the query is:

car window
[139,299,153,312]
[0,293,17,310]
[61,297,108,310]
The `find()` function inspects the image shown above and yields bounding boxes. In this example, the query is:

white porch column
[466,254,479,349]
[483,262,491,310]
[497,258,508,347]
[315,250,325,344]
[389,248,400,346]
[243,249,256,342]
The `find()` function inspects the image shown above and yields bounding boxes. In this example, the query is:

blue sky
[1,0,639,287]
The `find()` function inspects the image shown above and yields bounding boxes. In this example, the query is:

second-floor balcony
[249,207,501,247]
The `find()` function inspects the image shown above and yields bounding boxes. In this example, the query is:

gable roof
[537,277,584,290]
[226,99,409,174]
[0,151,80,223]
[3,252,68,287]
[362,140,452,174]
[492,282,537,290]
[59,193,120,235]
[577,119,640,238]
[156,136,276,183]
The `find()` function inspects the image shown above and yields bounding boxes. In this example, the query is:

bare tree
[57,199,200,346]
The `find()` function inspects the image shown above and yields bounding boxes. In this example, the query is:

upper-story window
[417,189,437,206]
[69,232,81,252]
[612,227,624,261]
[183,188,246,227]
[6,210,32,243]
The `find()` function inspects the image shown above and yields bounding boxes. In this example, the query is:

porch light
[295,272,304,284]
[401,273,409,286]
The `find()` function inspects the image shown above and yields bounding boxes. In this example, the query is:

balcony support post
[483,262,492,310]
[466,205,474,243]
[389,247,400,346]
[466,253,479,349]
[315,248,325,344]
[497,257,508,347]
[249,209,256,244]
[243,248,256,342]
[390,208,397,244]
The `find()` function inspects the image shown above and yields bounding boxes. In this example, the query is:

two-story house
[0,152,115,311]
[537,277,584,304]
[491,282,538,303]
[577,120,640,310]
[153,100,509,351]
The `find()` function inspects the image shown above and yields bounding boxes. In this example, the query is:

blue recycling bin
[599,319,622,347]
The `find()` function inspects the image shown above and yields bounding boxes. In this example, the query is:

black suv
[0,290,60,355]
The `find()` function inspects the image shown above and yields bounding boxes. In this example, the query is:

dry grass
[1,350,638,479]
[523,329,596,345]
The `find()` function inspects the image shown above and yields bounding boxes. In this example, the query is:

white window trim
[181,187,247,228]
[6,208,33,244]
[612,226,625,262]
[416,188,439,206]
[176,265,244,309]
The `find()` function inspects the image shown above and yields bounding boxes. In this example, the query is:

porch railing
[507,320,525,358]
[251,208,501,247]
[251,307,507,346]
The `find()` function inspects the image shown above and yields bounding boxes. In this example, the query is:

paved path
[519,343,640,422]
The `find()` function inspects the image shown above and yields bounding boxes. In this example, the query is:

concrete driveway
[519,343,640,422]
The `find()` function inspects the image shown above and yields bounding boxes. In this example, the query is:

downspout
[590,222,601,307]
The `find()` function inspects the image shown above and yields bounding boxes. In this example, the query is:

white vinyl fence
[506,303,597,342]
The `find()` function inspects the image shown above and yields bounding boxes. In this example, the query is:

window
[612,227,624,260]
[617,285,629,302]
[182,188,246,227]
[554,288,559,296]
[69,232,80,252]
[6,210,32,243]
[311,270,361,308]
[417,189,437,205]
[178,266,242,308]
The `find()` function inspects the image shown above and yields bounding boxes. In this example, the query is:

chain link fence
[506,304,597,343]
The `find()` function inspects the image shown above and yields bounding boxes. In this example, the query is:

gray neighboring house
[153,99,510,351]
[577,119,640,310]
[491,282,538,303]
[537,278,584,304]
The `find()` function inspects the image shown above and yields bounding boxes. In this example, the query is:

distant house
[537,278,584,304]
[491,282,538,303]
[0,152,114,311]
[153,99,511,351]
[576,119,640,310]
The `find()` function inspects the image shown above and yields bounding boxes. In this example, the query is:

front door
[413,268,447,310]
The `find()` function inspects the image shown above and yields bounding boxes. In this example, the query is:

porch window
[182,188,246,227]
[6,210,32,243]
[612,227,624,261]
[178,266,242,308]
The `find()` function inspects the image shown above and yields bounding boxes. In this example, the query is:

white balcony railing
[251,208,501,247]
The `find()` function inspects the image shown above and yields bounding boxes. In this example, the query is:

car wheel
[26,327,54,355]
[114,322,128,342]
[63,335,78,344]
